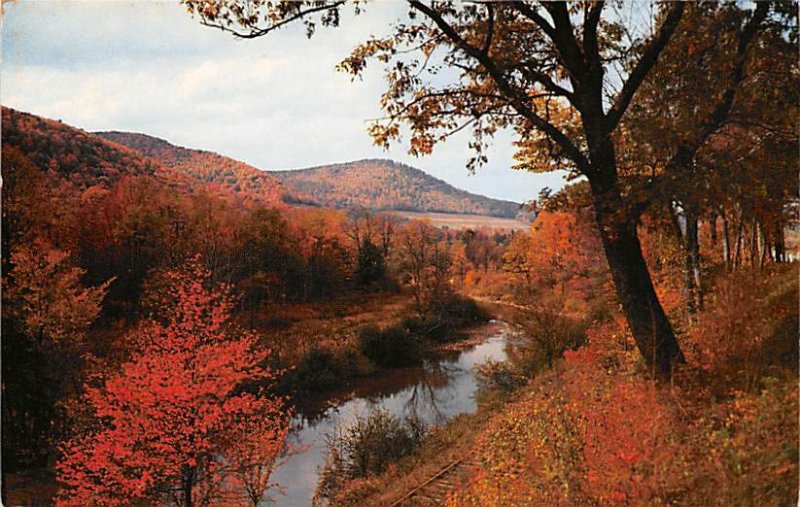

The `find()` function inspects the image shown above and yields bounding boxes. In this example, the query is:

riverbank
[4,292,495,507]
[276,292,492,396]
[270,322,512,505]
[327,265,800,506]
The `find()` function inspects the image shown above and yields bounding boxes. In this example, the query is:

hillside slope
[2,108,162,188]
[96,131,285,207]
[272,160,522,218]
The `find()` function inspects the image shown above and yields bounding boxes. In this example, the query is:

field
[389,211,531,231]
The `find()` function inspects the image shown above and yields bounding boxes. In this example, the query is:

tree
[393,220,451,316]
[182,1,778,377]
[620,3,795,318]
[2,146,53,265]
[355,239,388,286]
[4,238,112,349]
[2,239,112,471]
[504,210,607,369]
[344,208,390,287]
[56,257,289,506]
[503,230,535,297]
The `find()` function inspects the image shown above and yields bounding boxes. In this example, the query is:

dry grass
[252,293,412,364]
[388,211,530,231]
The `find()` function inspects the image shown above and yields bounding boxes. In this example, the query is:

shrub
[429,293,487,327]
[511,309,586,374]
[358,324,421,368]
[316,409,425,502]
[402,294,488,343]
[475,360,527,402]
[686,267,798,392]
[291,349,342,392]
[400,314,450,342]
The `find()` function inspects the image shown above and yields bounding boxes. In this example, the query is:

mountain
[95,131,285,206]
[272,159,522,218]
[2,108,161,188]
[98,131,523,218]
[4,110,518,218]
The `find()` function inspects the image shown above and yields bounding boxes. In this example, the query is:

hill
[4,111,521,219]
[2,108,161,188]
[95,131,285,207]
[271,160,522,218]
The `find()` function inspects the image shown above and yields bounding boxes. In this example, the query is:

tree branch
[541,1,587,86]
[582,2,605,73]
[509,1,557,40]
[665,2,769,173]
[196,1,346,39]
[516,63,575,100]
[409,0,590,173]
[605,3,685,130]
[481,3,494,56]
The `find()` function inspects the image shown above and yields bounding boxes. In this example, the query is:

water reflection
[267,323,509,506]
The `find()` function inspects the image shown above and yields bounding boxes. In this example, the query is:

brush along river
[266,321,511,506]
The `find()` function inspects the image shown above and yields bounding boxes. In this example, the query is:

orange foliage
[55,258,290,506]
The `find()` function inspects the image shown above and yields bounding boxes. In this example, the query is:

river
[266,321,510,505]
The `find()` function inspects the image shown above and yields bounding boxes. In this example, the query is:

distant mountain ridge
[272,159,521,218]
[97,131,521,218]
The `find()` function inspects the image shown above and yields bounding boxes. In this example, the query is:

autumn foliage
[448,265,798,506]
[56,258,289,506]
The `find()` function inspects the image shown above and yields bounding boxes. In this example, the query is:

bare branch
[509,1,557,40]
[516,63,575,100]
[541,1,588,86]
[582,1,605,72]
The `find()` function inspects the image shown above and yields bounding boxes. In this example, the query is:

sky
[1,0,568,203]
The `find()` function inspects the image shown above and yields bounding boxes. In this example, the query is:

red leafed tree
[56,257,290,507]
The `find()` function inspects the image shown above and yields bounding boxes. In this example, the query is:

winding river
[266,321,510,506]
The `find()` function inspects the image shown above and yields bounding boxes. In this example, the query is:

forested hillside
[96,131,286,207]
[2,108,161,188]
[273,160,522,218]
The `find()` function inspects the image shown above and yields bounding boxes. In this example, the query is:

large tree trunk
[182,465,195,507]
[589,177,685,379]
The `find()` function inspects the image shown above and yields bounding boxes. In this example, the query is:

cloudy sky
[2,1,567,203]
